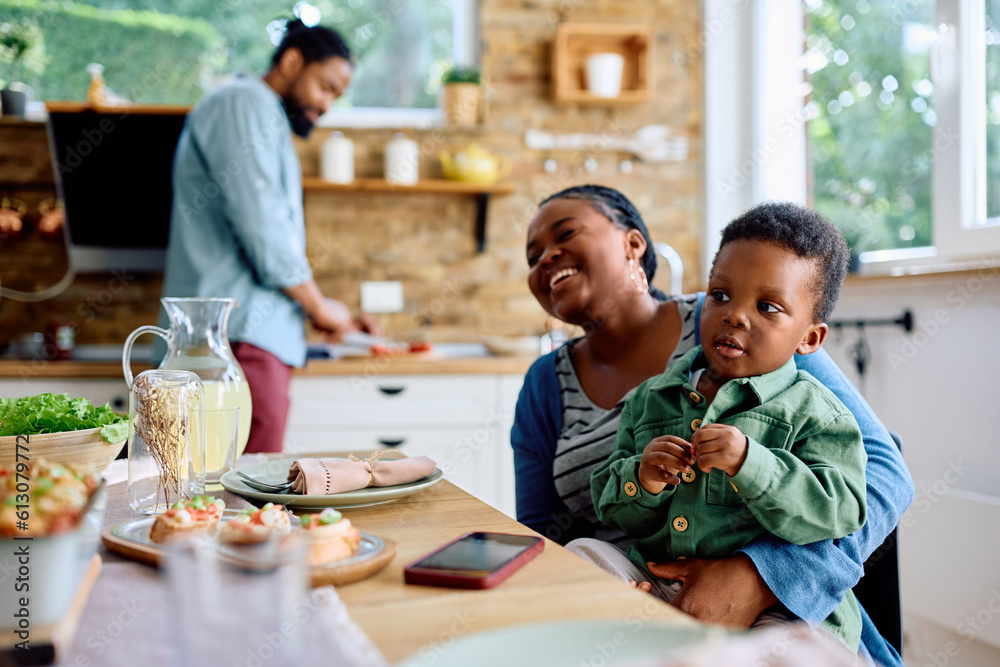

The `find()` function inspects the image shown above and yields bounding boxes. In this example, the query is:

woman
[513,185,913,665]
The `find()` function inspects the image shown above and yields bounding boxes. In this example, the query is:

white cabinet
[286,374,524,517]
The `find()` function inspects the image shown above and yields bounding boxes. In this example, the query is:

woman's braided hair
[540,185,666,300]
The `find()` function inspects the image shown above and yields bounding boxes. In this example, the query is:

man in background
[162,19,378,453]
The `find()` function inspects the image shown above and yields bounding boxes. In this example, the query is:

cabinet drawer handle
[378,438,406,448]
[378,386,406,396]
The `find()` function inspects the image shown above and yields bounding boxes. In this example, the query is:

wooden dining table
[334,476,697,663]
[38,455,698,666]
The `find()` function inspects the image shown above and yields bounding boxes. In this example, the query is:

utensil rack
[829,310,913,333]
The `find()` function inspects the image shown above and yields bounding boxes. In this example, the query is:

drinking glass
[164,535,306,667]
[203,406,240,491]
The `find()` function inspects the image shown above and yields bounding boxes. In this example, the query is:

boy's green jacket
[592,345,867,649]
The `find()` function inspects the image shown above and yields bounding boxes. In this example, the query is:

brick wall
[0,0,703,348]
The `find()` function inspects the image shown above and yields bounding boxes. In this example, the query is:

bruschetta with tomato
[218,502,292,544]
[300,508,362,566]
[149,495,225,544]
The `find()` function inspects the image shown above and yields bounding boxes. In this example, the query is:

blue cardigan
[511,297,914,667]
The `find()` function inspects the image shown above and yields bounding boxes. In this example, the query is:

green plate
[220,458,444,509]
[395,619,718,667]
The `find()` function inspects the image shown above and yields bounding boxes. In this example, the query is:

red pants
[232,342,292,454]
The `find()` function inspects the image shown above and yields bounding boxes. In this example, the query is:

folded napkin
[287,453,437,495]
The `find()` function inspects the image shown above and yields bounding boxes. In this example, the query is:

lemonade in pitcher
[124,298,254,482]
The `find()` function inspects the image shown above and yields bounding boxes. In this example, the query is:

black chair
[851,431,903,655]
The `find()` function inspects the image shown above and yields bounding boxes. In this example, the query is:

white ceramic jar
[320,131,354,183]
[585,52,625,98]
[385,133,419,185]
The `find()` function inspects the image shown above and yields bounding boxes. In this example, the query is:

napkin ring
[349,451,383,488]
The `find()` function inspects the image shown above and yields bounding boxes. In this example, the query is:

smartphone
[403,532,544,589]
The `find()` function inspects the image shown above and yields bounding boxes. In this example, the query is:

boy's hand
[692,424,748,477]
[638,436,696,495]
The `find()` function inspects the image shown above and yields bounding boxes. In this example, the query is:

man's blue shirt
[162,76,312,367]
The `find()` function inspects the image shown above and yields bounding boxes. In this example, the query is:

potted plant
[0,18,46,117]
[441,66,481,127]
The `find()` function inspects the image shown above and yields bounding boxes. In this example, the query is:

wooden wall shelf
[301,177,515,252]
[552,23,652,104]
[45,102,191,115]
[302,177,514,196]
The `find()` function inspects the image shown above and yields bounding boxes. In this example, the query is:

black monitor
[46,108,188,272]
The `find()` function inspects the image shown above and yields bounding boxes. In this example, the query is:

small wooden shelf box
[552,23,652,104]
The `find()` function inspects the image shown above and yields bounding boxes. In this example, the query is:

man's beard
[282,97,316,138]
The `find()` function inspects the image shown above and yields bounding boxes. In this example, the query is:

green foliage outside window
[805,0,935,254]
[0,0,220,104]
[0,17,47,86]
[6,0,455,109]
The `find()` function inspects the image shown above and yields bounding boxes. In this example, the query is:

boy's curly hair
[714,202,850,323]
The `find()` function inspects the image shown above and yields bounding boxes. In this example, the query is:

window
[320,0,480,127]
[933,0,1000,259]
[703,0,1000,278]
[13,1,477,124]
[803,0,1000,267]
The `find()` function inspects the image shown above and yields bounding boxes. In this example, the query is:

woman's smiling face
[525,197,638,324]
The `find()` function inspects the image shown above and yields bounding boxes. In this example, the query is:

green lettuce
[0,393,128,443]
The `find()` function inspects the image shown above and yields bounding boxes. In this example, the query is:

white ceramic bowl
[482,336,542,357]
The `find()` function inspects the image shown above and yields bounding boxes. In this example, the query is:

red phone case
[403,532,545,589]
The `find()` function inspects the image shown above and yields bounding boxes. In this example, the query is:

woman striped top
[551,294,701,544]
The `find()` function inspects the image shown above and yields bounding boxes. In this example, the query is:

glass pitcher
[123,298,252,458]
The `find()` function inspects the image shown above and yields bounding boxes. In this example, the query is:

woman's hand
[638,436,695,494]
[645,555,778,627]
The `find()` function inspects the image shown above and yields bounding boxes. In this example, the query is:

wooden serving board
[308,537,396,587]
[0,554,102,666]
[101,521,395,587]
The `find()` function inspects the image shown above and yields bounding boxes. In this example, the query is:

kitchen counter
[299,354,534,376]
[0,348,536,379]
[0,359,152,380]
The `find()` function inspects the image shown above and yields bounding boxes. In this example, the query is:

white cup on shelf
[585,52,625,98]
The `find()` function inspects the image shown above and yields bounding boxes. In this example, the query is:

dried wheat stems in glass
[127,370,206,514]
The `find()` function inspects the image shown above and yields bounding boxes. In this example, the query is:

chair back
[852,431,903,654]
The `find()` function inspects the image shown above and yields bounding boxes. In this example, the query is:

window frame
[933,0,1000,260]
[318,0,479,129]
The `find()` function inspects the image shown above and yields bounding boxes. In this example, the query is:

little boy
[580,202,867,651]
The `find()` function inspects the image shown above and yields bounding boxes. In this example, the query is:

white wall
[826,271,1000,667]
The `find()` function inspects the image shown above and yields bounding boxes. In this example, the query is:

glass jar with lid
[127,369,205,514]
